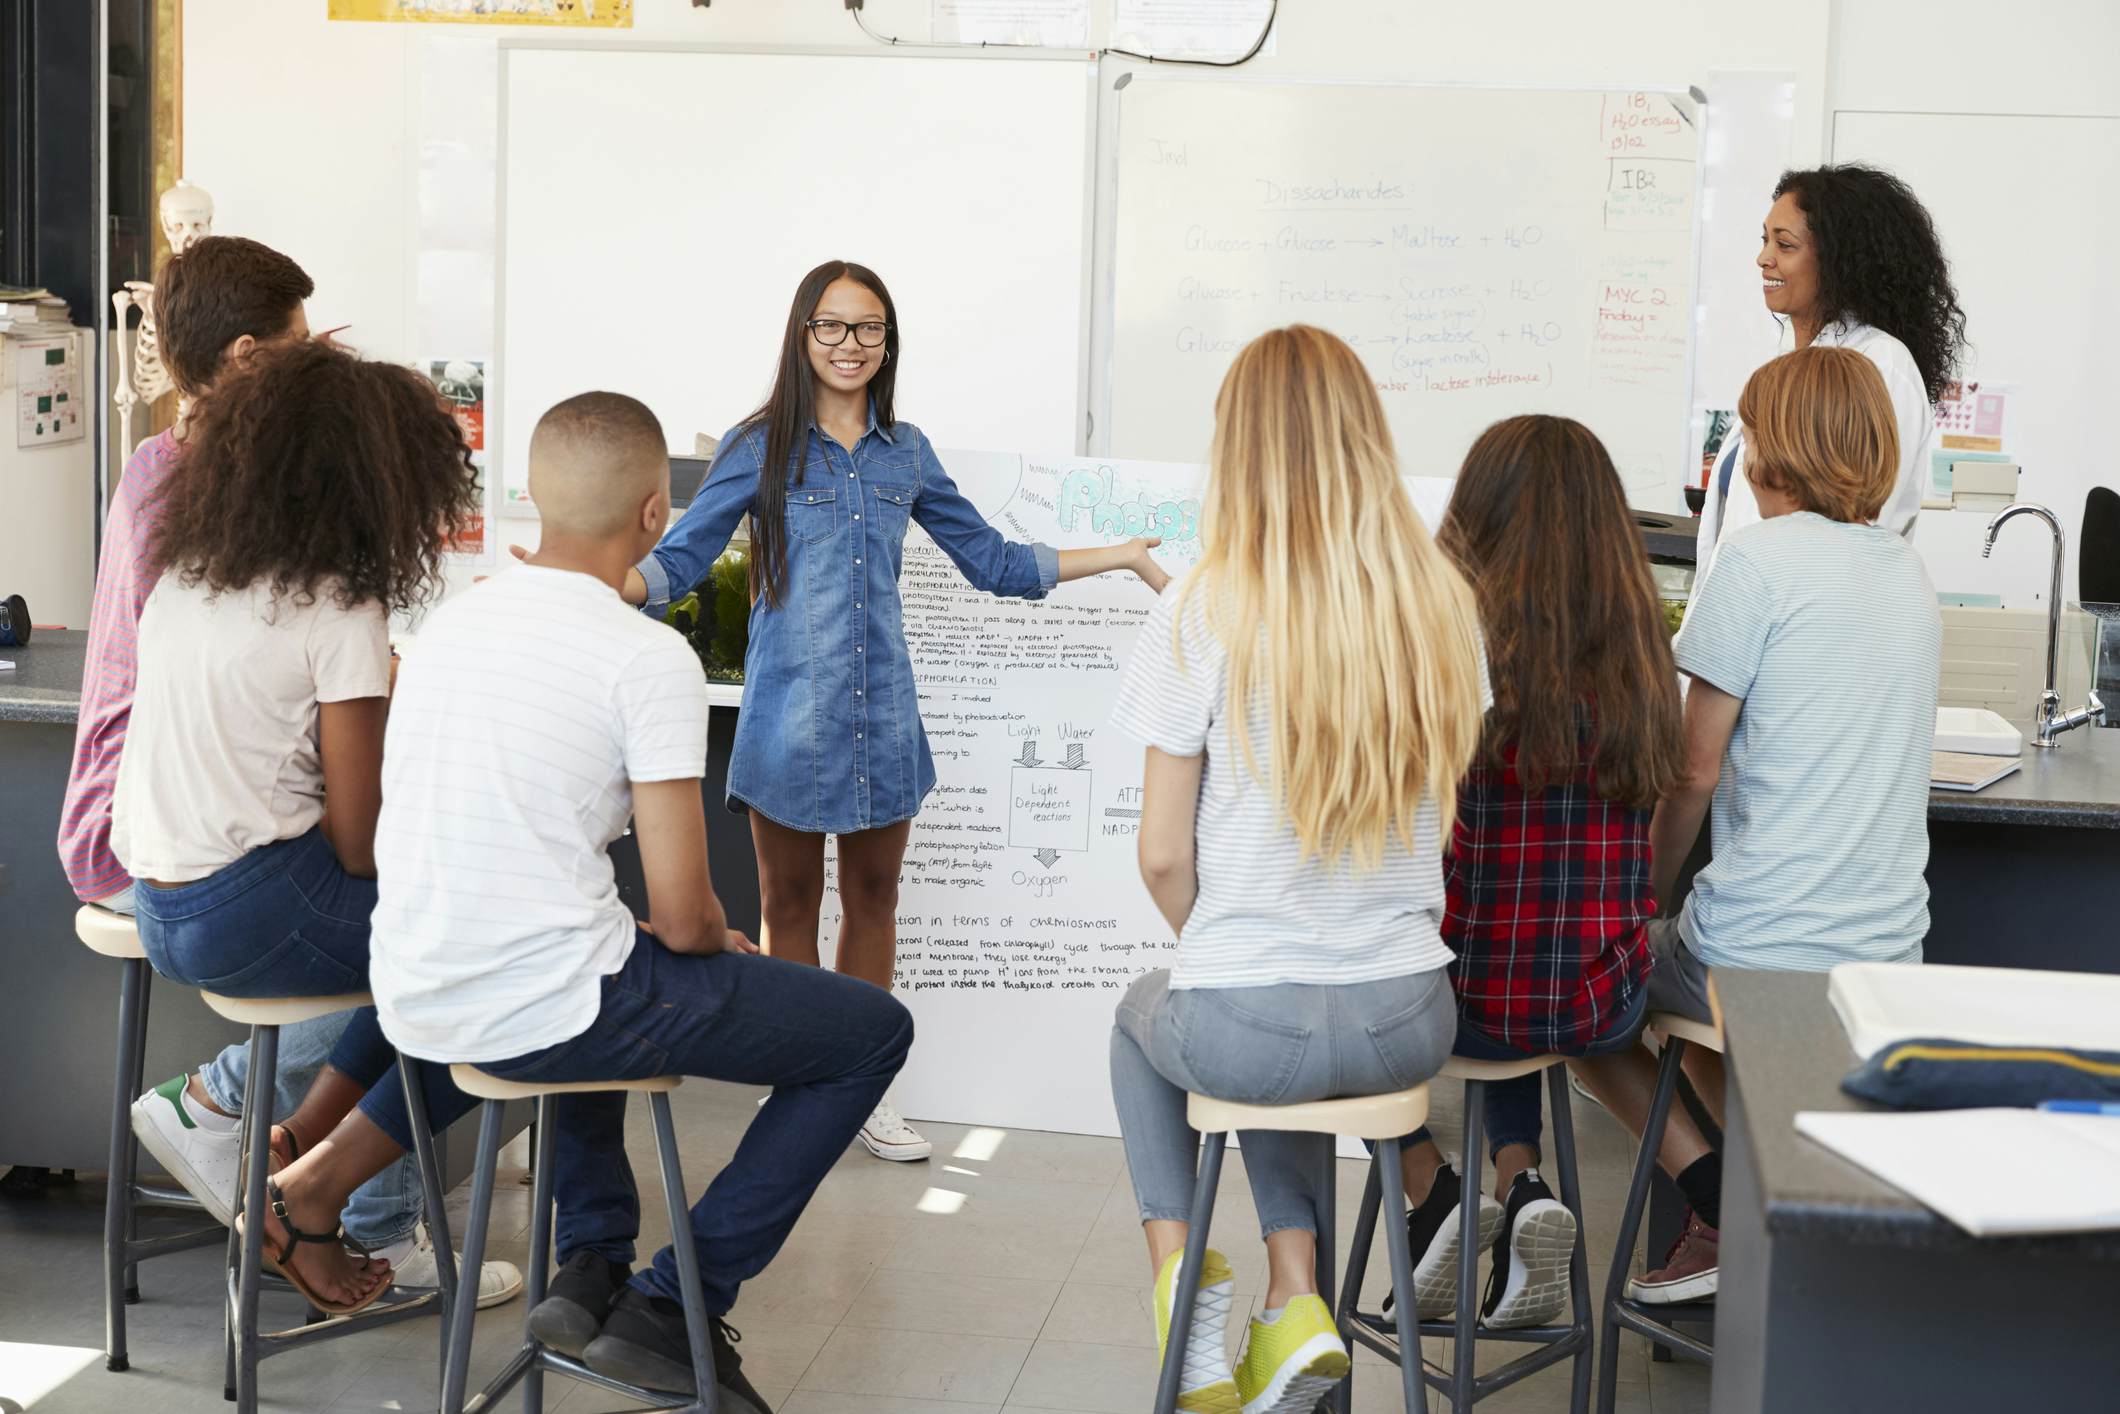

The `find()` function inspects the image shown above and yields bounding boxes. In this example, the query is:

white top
[1694,320,1935,592]
[112,576,390,882]
[369,567,710,1063]
[1109,574,1489,990]
[1674,512,1939,973]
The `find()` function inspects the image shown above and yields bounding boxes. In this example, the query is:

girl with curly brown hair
[110,338,480,1312]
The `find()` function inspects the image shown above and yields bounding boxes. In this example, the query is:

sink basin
[1935,707,2023,757]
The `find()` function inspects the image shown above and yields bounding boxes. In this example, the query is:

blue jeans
[1404,984,1649,1164]
[1112,967,1457,1238]
[131,827,422,1249]
[348,930,913,1313]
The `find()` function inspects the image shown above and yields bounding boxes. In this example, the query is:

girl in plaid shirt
[1385,416,1683,1331]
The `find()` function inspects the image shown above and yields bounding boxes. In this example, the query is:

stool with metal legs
[440,1067,719,1414]
[1346,1055,1594,1413]
[1595,1012,1724,1414]
[1153,1087,1435,1414]
[200,989,453,1414]
[75,906,224,1373]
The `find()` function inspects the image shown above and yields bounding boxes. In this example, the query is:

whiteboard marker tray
[1934,706,2022,757]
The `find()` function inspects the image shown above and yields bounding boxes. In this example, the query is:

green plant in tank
[663,549,749,683]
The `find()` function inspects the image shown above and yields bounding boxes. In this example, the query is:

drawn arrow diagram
[1064,744,1086,769]
[1017,741,1042,768]
[1033,848,1061,868]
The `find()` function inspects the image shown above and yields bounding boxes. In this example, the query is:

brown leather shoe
[1626,1210,1719,1304]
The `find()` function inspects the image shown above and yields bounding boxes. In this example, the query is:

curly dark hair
[1773,165,1969,403]
[150,340,480,612]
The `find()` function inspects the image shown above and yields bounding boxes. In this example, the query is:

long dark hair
[1773,165,1968,403]
[1437,416,1681,809]
[743,260,900,607]
[150,340,480,612]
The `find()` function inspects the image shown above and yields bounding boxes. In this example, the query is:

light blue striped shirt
[1674,512,1940,973]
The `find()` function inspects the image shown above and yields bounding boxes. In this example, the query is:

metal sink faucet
[1982,502,2109,747]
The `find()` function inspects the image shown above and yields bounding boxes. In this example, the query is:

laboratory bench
[1710,970,2120,1412]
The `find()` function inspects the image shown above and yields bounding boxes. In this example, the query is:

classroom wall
[185,0,1834,370]
[1832,0,2120,606]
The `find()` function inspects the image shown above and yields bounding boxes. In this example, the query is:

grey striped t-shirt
[1110,574,1488,991]
[1674,512,1940,973]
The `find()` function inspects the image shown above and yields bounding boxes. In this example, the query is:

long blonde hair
[1172,325,1486,869]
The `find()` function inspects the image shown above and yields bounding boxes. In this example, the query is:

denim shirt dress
[636,408,1059,835]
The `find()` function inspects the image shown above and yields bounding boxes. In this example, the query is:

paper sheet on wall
[810,450,1201,1136]
[804,452,1460,1136]
[329,0,631,26]
[1112,0,1276,58]
[932,0,1088,47]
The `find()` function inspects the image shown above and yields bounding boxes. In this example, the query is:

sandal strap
[265,1179,348,1265]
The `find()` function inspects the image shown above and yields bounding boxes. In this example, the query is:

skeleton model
[111,180,214,454]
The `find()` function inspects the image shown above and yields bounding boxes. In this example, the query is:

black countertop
[1927,724,2120,830]
[0,629,87,726]
[8,623,2115,831]
[1719,969,2120,1259]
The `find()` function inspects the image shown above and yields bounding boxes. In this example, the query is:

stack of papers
[1828,962,2120,1060]
[1930,750,2022,791]
[1796,1109,2120,1236]
[0,287,73,335]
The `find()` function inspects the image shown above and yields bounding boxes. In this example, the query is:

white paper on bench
[1794,1108,2120,1237]
[1828,962,2120,1061]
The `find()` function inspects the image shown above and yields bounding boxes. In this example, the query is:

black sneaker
[1374,1161,1502,1326]
[583,1286,774,1413]
[527,1251,631,1359]
[1479,1168,1578,1330]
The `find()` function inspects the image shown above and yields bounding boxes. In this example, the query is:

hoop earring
[881,350,891,366]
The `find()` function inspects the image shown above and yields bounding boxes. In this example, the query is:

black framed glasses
[806,318,891,348]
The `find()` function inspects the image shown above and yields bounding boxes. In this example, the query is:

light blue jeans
[100,879,421,1249]
[1111,967,1456,1238]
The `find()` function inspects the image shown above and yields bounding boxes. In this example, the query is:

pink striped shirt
[58,430,182,902]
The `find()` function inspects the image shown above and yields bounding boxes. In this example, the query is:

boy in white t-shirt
[254,394,913,1408]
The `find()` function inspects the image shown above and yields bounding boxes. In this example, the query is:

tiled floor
[0,1079,1713,1412]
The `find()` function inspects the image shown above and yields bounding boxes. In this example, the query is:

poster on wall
[329,0,631,26]
[426,358,492,561]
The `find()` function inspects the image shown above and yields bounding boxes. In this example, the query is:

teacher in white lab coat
[1697,164,1969,584]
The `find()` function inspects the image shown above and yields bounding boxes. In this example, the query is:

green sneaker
[1152,1248,1240,1413]
[1235,1294,1350,1414]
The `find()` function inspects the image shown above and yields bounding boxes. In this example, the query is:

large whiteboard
[1104,78,1703,502]
[497,47,1095,509]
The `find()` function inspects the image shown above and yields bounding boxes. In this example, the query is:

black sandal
[236,1178,391,1316]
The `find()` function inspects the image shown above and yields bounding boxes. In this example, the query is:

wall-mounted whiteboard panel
[1105,78,1702,503]
[498,46,1095,510]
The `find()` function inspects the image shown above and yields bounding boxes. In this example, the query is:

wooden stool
[1346,1054,1594,1412]
[75,906,224,1373]
[1155,1087,1434,1414]
[440,1067,719,1414]
[1594,1011,1724,1414]
[199,989,453,1414]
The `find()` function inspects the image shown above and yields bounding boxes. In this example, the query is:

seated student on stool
[1571,345,1942,1305]
[263,392,912,1411]
[1108,326,1486,1414]
[57,239,497,1294]
[1385,416,1684,1330]
[110,340,486,1313]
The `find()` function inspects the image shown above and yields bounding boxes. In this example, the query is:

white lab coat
[1694,319,1936,593]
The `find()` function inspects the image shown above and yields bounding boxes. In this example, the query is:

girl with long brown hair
[1379,415,1682,1334]
[612,260,1167,1161]
[1108,325,1486,1412]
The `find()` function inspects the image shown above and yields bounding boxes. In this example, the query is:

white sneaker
[372,1223,525,1309]
[858,1098,932,1162]
[130,1074,241,1227]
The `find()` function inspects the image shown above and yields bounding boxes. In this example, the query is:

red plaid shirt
[1444,717,1655,1052]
